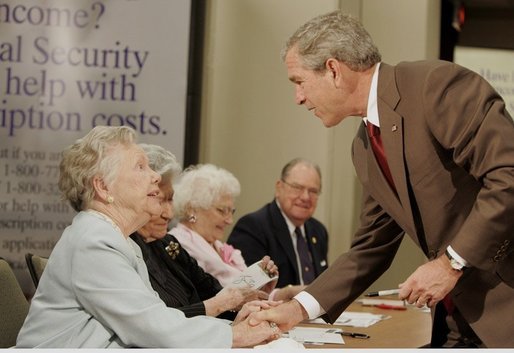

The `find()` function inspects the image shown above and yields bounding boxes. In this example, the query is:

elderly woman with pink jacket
[171,163,303,301]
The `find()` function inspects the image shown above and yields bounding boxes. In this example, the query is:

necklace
[86,209,123,235]
[85,209,140,258]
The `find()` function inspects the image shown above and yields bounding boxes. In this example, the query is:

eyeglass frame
[280,179,321,198]
[214,205,236,217]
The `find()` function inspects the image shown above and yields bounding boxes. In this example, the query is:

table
[300,297,432,348]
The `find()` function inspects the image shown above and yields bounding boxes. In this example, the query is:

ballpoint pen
[374,303,407,310]
[365,289,400,297]
[340,331,370,339]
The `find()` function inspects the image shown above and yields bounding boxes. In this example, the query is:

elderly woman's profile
[129,143,272,319]
[15,126,278,348]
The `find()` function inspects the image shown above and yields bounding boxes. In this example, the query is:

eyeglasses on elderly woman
[214,205,236,217]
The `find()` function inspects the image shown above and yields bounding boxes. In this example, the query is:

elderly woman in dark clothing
[130,144,276,319]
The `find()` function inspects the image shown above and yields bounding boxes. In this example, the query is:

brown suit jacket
[306,60,514,347]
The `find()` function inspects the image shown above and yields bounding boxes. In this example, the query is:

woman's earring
[106,195,114,204]
[188,214,197,223]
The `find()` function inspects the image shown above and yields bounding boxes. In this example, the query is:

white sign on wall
[454,46,514,116]
[0,0,192,294]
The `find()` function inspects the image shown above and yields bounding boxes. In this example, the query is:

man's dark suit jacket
[227,200,329,288]
[130,232,231,318]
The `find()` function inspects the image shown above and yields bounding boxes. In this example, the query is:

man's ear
[326,58,338,77]
[325,58,341,86]
[274,179,282,198]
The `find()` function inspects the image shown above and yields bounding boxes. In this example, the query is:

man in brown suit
[250,10,514,348]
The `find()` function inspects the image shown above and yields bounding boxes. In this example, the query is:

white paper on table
[284,327,344,345]
[335,311,390,327]
[307,311,390,327]
[227,261,278,290]
[254,337,306,349]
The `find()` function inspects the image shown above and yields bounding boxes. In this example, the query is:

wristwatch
[445,249,465,271]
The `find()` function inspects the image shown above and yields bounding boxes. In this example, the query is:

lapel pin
[312,236,317,244]
[391,125,398,132]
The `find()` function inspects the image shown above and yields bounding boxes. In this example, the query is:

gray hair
[173,164,241,221]
[139,143,182,184]
[58,125,137,212]
[281,158,322,190]
[281,10,381,72]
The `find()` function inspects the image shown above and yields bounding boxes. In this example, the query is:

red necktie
[366,123,396,191]
[295,227,315,284]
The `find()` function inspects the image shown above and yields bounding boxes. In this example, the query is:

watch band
[445,249,465,271]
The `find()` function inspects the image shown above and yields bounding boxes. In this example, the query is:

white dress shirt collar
[275,199,304,236]
[364,62,381,127]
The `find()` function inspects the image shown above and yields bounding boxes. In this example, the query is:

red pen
[375,304,407,310]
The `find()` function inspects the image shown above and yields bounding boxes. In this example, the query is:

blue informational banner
[0,0,192,295]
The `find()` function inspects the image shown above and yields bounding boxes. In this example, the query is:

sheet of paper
[335,311,390,327]
[284,327,344,345]
[307,311,390,327]
[227,261,278,290]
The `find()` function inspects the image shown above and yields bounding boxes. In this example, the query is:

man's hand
[272,285,306,302]
[399,255,462,308]
[233,299,282,325]
[248,299,307,332]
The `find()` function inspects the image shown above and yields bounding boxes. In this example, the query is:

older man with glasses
[227,158,329,289]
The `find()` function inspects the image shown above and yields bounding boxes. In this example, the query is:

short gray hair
[281,158,322,190]
[173,164,241,221]
[58,125,137,212]
[281,10,381,72]
[139,143,182,184]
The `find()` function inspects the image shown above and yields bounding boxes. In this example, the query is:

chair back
[25,253,48,287]
[0,258,29,348]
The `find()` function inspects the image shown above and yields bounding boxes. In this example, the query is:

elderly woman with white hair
[16,127,278,348]
[171,164,253,286]
[171,164,300,301]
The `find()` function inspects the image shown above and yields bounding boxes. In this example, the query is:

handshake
[230,296,307,348]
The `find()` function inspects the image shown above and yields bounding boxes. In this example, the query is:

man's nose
[295,86,306,105]
[299,188,311,200]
